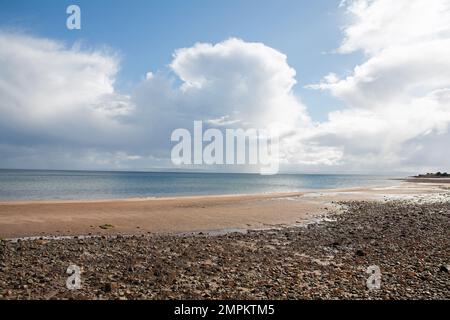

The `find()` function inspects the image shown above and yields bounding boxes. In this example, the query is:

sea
[0,169,399,201]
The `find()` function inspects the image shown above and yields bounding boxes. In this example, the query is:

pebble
[0,199,448,300]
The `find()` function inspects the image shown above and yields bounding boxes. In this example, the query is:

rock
[439,265,449,273]
[99,224,114,230]
[104,282,118,292]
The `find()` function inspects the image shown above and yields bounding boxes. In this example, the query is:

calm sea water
[0,169,398,201]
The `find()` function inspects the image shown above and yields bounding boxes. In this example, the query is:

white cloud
[0,34,333,169]
[0,32,134,150]
[308,0,450,171]
[338,0,450,54]
[131,38,333,167]
[169,38,311,129]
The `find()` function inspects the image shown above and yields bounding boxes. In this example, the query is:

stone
[439,265,449,273]
[104,282,118,292]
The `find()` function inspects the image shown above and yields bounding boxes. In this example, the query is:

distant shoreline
[402,177,450,184]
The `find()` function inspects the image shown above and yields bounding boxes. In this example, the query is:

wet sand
[0,181,447,239]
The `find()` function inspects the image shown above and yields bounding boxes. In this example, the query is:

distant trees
[418,172,449,178]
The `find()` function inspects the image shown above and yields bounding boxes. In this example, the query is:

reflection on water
[0,169,398,201]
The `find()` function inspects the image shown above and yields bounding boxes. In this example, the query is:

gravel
[0,200,448,300]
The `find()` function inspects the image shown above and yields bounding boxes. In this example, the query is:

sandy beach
[0,180,447,239]
[1,180,449,300]
[0,179,449,300]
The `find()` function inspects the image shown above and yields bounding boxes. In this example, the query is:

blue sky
[0,0,361,121]
[1,0,448,173]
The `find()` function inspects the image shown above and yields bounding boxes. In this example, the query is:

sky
[0,0,449,173]
[0,0,356,120]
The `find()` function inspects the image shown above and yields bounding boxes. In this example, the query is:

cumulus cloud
[169,39,308,128]
[0,32,135,151]
[338,0,450,54]
[0,34,330,169]
[130,38,333,167]
[308,0,450,171]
